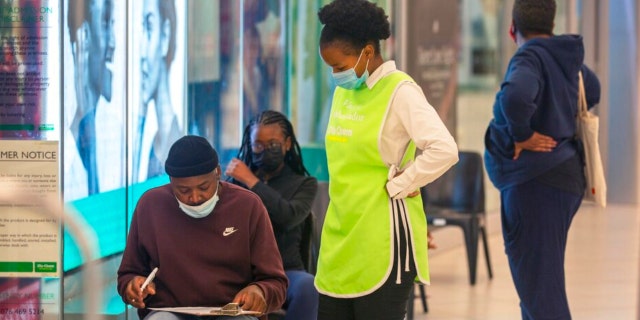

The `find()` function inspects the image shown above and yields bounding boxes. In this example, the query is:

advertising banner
[0,140,60,278]
[405,0,460,135]
[131,0,186,183]
[0,139,60,319]
[0,0,59,140]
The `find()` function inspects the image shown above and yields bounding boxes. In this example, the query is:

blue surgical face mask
[332,49,369,90]
[176,185,219,218]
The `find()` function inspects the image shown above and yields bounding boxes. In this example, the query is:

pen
[140,267,158,292]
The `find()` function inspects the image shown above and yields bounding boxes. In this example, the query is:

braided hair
[318,0,390,55]
[237,110,310,176]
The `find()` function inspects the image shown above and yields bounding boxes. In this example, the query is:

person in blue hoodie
[484,1,600,319]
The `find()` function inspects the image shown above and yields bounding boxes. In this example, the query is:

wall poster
[130,0,186,184]
[0,0,58,139]
[405,0,460,136]
[0,140,60,318]
[0,1,61,319]
[0,140,59,277]
[62,0,128,273]
[63,0,126,200]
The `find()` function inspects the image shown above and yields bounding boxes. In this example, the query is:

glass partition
[0,0,590,318]
[456,0,574,212]
[0,0,63,318]
[61,0,128,317]
[58,0,291,317]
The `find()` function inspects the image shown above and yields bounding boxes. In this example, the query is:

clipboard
[149,302,261,316]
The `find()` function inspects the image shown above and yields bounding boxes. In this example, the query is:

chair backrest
[307,181,329,275]
[299,212,314,273]
[422,151,485,214]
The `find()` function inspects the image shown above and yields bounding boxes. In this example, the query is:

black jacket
[236,165,318,270]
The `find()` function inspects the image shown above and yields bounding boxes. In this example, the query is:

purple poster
[0,0,58,140]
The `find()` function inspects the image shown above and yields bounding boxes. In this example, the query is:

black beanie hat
[165,135,219,177]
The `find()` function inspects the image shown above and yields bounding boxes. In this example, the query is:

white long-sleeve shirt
[365,61,458,199]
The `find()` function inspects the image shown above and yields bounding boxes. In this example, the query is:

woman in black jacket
[226,110,319,320]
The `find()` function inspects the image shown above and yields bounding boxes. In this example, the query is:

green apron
[315,71,430,297]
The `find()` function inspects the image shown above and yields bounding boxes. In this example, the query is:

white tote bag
[576,71,606,207]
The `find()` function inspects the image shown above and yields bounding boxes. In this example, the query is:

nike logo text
[223,227,238,236]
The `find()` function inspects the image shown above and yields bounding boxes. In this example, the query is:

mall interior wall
[0,1,637,319]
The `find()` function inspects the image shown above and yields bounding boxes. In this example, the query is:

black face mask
[252,148,284,173]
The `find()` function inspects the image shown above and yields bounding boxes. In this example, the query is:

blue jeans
[284,270,318,320]
[144,311,257,320]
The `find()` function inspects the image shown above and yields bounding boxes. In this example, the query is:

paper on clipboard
[149,303,261,316]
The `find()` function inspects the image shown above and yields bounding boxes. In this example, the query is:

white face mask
[176,186,219,218]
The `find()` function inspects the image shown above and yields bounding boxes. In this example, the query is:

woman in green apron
[315,1,459,319]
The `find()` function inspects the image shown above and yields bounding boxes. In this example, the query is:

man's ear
[509,20,517,43]
[74,22,91,53]
[160,18,171,58]
[81,22,91,46]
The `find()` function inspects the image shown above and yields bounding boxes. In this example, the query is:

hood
[521,34,584,79]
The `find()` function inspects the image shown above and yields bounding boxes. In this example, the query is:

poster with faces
[63,0,126,200]
[130,0,186,184]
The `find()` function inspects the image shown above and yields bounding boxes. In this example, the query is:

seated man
[117,135,288,320]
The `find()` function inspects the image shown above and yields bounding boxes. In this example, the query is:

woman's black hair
[318,0,390,55]
[236,110,310,176]
[512,0,556,37]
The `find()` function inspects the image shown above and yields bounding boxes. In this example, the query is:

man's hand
[124,276,156,309]
[232,285,267,314]
[513,131,557,160]
[225,158,260,188]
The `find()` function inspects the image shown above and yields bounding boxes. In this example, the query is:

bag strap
[574,71,587,165]
[578,71,588,115]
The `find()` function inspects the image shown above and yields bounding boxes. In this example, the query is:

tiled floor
[409,203,640,320]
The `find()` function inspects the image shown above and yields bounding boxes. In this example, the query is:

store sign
[0,1,58,140]
[0,140,60,278]
[405,0,460,134]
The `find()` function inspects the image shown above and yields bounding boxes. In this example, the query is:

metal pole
[0,187,102,320]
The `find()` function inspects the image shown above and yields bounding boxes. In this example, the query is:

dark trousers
[318,199,416,320]
[501,179,582,320]
[317,266,416,320]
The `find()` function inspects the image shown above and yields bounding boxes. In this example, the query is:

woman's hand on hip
[513,131,557,160]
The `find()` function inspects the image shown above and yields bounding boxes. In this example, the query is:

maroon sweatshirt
[117,181,287,318]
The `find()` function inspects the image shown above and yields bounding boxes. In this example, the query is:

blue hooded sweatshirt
[484,35,601,191]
